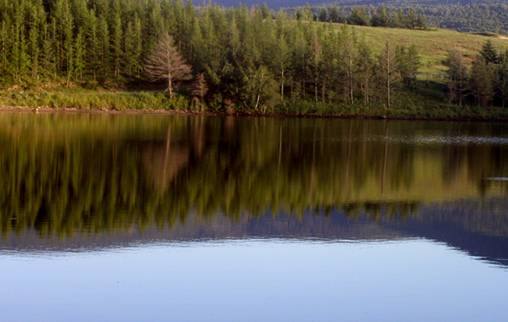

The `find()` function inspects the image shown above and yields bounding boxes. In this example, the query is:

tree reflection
[0,113,506,238]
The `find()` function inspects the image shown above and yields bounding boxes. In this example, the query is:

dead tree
[145,33,192,98]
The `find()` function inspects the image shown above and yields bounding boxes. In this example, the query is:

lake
[0,112,507,322]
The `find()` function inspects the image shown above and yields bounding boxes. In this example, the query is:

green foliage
[348,8,370,26]
[444,41,508,107]
[396,45,420,89]
[444,50,468,106]
[480,40,499,64]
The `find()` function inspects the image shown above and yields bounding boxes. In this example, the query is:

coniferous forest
[0,0,507,118]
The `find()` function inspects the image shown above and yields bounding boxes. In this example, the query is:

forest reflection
[0,113,507,238]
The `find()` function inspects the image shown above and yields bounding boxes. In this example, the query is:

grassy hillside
[344,24,508,80]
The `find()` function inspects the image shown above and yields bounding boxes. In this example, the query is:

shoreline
[1,105,508,123]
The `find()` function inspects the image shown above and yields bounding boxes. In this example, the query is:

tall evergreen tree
[497,51,508,107]
[480,41,499,65]
[111,0,123,80]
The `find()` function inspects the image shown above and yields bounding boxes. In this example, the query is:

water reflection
[0,113,507,265]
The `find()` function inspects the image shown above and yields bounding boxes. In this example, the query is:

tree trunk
[314,76,318,104]
[168,76,173,98]
[281,69,285,102]
[364,81,370,105]
[348,57,354,104]
[322,81,326,103]
[386,48,392,110]
[387,77,391,110]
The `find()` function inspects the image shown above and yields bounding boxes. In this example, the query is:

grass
[278,91,508,121]
[1,87,508,121]
[0,88,190,110]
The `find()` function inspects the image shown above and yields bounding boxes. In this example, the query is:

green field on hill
[346,24,508,81]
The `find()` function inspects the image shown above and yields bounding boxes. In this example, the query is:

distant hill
[211,0,499,9]
[211,0,508,33]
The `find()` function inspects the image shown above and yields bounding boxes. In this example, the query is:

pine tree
[19,31,31,80]
[97,16,110,82]
[13,1,29,80]
[84,11,99,81]
[497,51,508,107]
[0,19,9,76]
[111,0,123,80]
[480,41,499,65]
[29,1,45,79]
[74,29,85,81]
[41,19,57,78]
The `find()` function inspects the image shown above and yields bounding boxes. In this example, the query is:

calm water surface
[0,113,507,322]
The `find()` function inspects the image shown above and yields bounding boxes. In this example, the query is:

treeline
[299,2,507,34]
[312,3,508,34]
[445,41,508,107]
[0,0,421,111]
[216,0,508,34]
[411,3,508,34]
[310,6,427,30]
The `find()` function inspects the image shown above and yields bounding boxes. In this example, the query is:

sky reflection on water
[0,114,507,322]
[2,239,507,322]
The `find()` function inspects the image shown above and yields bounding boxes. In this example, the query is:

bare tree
[145,33,192,98]
[377,42,399,110]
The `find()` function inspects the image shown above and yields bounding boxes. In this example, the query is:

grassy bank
[2,88,508,121]
[0,88,187,110]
